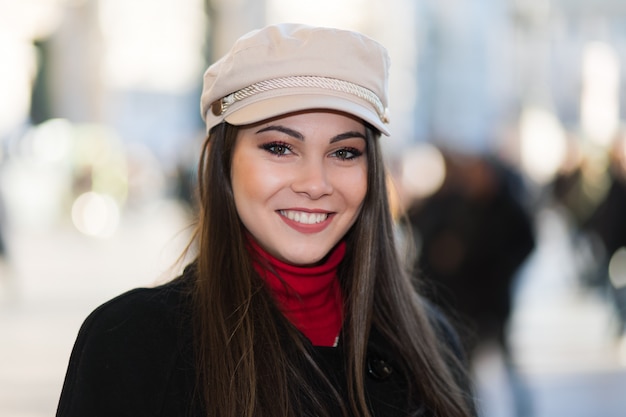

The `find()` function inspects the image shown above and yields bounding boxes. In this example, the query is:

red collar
[248,239,345,347]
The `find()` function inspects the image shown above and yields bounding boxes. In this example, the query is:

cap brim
[223,94,390,136]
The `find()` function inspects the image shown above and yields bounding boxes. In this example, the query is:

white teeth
[280,210,329,224]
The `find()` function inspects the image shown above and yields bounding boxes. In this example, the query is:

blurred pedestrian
[578,135,626,332]
[0,159,12,301]
[551,132,626,332]
[56,23,476,417]
[405,150,535,417]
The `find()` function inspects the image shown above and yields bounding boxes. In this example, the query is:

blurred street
[0,198,625,417]
[0,198,193,417]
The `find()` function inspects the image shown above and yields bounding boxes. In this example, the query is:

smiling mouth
[279,210,330,225]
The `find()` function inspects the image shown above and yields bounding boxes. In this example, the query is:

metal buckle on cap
[211,98,226,116]
[211,93,238,116]
[211,99,225,116]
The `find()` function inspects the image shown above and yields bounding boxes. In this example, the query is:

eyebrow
[256,125,366,143]
[330,131,367,143]
[256,125,303,139]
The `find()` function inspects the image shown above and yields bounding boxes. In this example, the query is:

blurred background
[1,1,626,416]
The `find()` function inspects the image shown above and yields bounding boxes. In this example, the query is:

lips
[279,210,330,225]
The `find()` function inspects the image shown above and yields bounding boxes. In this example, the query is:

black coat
[56,267,473,417]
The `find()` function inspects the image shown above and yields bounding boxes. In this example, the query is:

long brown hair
[190,121,474,417]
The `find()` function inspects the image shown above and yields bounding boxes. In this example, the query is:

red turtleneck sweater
[249,239,345,347]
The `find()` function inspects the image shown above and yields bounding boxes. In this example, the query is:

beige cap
[200,23,390,136]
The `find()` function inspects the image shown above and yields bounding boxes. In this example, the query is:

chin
[281,250,328,267]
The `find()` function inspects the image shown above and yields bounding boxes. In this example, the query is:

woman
[56,23,476,417]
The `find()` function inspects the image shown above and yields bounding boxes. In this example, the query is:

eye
[332,147,363,160]
[260,142,293,156]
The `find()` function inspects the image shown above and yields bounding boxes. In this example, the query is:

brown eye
[332,147,362,160]
[270,145,288,155]
[260,142,293,156]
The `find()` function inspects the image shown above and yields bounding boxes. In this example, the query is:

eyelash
[260,141,293,156]
[332,147,363,160]
[260,142,363,160]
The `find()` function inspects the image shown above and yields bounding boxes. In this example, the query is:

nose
[291,159,333,199]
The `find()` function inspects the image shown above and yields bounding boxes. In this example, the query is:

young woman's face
[231,110,368,266]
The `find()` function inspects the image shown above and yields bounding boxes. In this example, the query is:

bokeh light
[518,105,568,185]
[71,191,120,238]
[609,247,626,289]
[400,143,446,200]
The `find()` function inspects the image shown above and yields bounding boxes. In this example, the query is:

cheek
[341,166,368,210]
[230,150,257,210]
[231,165,256,197]
[231,153,283,211]
[231,162,260,214]
[356,164,369,198]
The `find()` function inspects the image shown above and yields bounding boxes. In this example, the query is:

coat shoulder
[56,274,194,417]
[83,276,190,335]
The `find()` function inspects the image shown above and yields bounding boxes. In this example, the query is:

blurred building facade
[0,0,626,230]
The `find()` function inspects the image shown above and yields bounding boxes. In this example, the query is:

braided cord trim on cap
[211,76,388,123]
